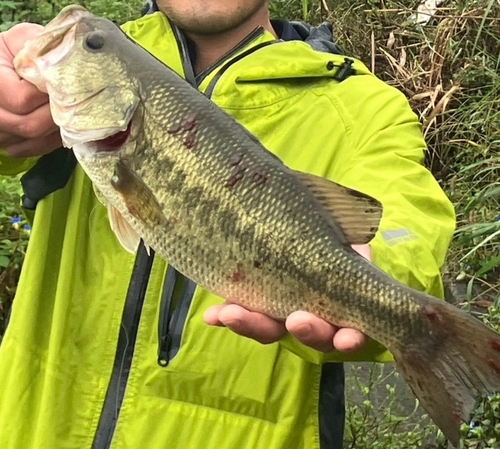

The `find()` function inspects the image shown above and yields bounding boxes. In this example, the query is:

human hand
[204,244,371,353]
[0,23,62,157]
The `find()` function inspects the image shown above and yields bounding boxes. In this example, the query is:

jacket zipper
[92,243,155,449]
[156,24,277,368]
[195,27,265,87]
[157,267,197,366]
[156,22,200,368]
[203,41,277,99]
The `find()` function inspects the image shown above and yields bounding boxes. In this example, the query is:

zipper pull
[157,267,197,368]
[157,267,177,367]
[157,333,172,367]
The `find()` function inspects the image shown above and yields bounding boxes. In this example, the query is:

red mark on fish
[229,153,244,166]
[487,360,500,375]
[167,123,182,135]
[226,166,246,189]
[423,305,443,324]
[126,203,138,217]
[182,116,197,132]
[167,114,198,149]
[251,170,268,186]
[490,340,500,352]
[231,268,245,283]
[184,129,197,149]
[95,121,132,152]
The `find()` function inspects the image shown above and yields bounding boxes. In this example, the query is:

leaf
[0,1,23,10]
[475,256,500,277]
[0,255,10,268]
[459,229,500,262]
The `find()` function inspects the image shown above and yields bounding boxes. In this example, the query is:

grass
[344,363,447,449]
[0,176,29,340]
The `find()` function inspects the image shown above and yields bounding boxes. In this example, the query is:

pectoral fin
[110,161,167,228]
[295,171,382,244]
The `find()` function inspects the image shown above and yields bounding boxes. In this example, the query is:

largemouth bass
[14,6,500,446]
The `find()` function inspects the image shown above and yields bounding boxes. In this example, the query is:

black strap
[92,243,155,449]
[20,147,77,210]
[319,362,345,448]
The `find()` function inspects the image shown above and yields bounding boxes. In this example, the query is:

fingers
[205,305,368,354]
[3,23,44,56]
[286,312,367,353]
[0,24,48,113]
[286,311,336,352]
[0,102,57,141]
[0,23,60,157]
[0,73,49,115]
[352,243,371,261]
[3,130,62,158]
[204,303,287,344]
[333,328,367,353]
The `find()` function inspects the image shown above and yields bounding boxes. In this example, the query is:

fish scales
[14,6,500,447]
[86,71,423,346]
[140,87,421,342]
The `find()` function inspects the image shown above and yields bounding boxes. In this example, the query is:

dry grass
[322,0,500,304]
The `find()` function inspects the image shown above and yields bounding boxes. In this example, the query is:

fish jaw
[14,6,91,92]
[14,5,140,150]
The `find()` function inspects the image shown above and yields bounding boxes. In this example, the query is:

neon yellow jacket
[0,12,455,449]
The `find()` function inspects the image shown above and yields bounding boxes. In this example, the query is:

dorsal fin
[295,171,382,244]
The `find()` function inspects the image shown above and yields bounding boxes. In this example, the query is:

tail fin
[394,299,500,448]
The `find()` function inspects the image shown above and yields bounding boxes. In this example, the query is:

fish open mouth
[92,120,132,152]
[60,101,139,152]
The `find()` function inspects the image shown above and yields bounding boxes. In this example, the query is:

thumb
[4,23,44,57]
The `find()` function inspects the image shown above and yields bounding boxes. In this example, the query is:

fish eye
[84,31,105,51]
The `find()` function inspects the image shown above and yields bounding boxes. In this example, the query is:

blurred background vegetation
[0,0,499,447]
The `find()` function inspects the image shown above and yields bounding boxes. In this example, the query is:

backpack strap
[21,147,77,210]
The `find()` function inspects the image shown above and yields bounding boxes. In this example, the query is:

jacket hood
[286,21,344,55]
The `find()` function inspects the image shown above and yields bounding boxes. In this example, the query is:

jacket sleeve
[0,150,37,176]
[279,74,456,364]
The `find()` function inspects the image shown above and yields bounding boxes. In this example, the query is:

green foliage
[271,0,331,21]
[0,0,32,30]
[0,0,143,28]
[270,0,305,20]
[0,176,29,338]
[344,364,446,449]
[461,393,500,449]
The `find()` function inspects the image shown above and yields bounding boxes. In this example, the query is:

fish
[14,5,500,446]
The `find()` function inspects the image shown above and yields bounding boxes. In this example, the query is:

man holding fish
[0,1,474,448]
